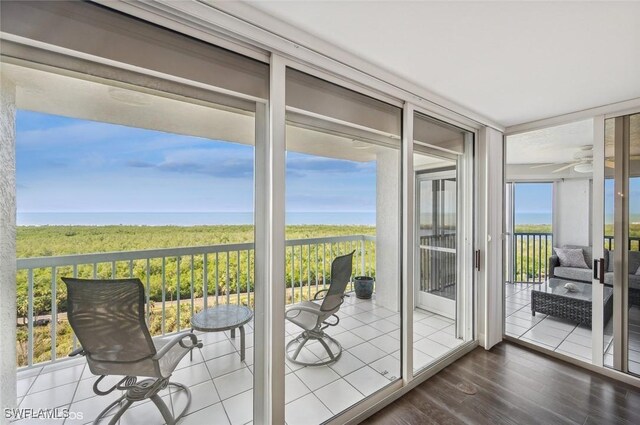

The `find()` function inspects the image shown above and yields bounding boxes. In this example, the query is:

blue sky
[514,183,553,214]
[605,179,640,220]
[16,110,376,215]
[515,180,640,225]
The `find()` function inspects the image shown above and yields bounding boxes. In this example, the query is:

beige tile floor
[14,294,462,425]
[505,282,640,375]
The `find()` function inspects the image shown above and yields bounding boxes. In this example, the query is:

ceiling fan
[530,146,617,173]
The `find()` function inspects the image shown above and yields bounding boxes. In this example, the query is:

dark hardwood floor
[362,342,640,425]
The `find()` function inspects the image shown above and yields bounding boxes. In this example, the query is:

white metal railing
[16,234,376,369]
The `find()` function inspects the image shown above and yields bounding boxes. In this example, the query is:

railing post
[190,255,195,318]
[322,243,326,288]
[247,250,251,306]
[236,250,241,305]
[203,254,208,310]
[176,257,181,332]
[72,265,78,350]
[226,252,231,306]
[360,237,366,276]
[50,267,57,362]
[307,244,311,300]
[146,259,151,324]
[214,252,218,306]
[161,257,166,335]
[27,269,33,367]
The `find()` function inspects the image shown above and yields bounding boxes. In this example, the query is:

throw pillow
[635,265,640,275]
[554,247,589,269]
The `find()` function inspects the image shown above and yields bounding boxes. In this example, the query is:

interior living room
[505,117,640,373]
[1,2,640,425]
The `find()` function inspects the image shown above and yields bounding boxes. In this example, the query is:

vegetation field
[16,225,376,367]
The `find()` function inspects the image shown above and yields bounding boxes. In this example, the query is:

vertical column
[253,54,286,424]
[375,149,400,311]
[477,127,504,350]
[401,103,414,382]
[0,78,17,412]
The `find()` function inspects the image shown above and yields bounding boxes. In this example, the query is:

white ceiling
[506,119,593,165]
[247,1,640,127]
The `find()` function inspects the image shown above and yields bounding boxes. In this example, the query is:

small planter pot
[353,276,374,299]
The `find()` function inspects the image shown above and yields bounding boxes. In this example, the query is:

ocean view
[18,212,559,226]
[18,212,377,226]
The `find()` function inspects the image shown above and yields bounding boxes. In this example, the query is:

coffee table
[190,305,253,361]
[531,278,613,327]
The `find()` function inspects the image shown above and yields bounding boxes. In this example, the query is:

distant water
[515,212,552,225]
[17,212,376,226]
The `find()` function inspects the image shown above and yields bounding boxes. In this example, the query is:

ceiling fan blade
[530,163,561,169]
[552,162,581,173]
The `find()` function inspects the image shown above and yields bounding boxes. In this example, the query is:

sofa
[549,244,640,305]
[549,245,598,283]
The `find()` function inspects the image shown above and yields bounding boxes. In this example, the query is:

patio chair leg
[91,393,125,425]
[291,334,311,360]
[317,335,337,360]
[166,382,193,424]
[104,399,133,425]
[151,393,176,425]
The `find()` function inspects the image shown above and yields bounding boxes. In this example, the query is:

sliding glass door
[596,113,640,375]
[412,112,474,374]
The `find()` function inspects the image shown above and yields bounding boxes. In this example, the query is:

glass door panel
[412,110,474,375]
[416,173,457,318]
[599,113,640,375]
[284,68,402,422]
[505,121,592,360]
[603,117,615,369]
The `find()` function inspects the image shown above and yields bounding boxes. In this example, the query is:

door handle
[594,259,599,280]
[599,257,605,284]
[475,250,481,271]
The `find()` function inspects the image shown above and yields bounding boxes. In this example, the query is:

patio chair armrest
[152,332,201,360]
[285,305,323,320]
[69,347,85,357]
[313,289,329,300]
[322,313,340,328]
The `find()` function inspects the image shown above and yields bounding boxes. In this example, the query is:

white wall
[554,179,591,247]
[0,78,17,418]
[375,149,400,311]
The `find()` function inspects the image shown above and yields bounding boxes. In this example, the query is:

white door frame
[591,115,606,367]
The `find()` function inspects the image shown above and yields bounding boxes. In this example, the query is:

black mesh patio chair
[62,277,202,425]
[285,251,354,366]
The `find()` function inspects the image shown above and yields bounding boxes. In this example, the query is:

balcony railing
[603,236,640,251]
[512,232,553,283]
[16,234,376,369]
[419,234,456,300]
[511,234,640,284]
